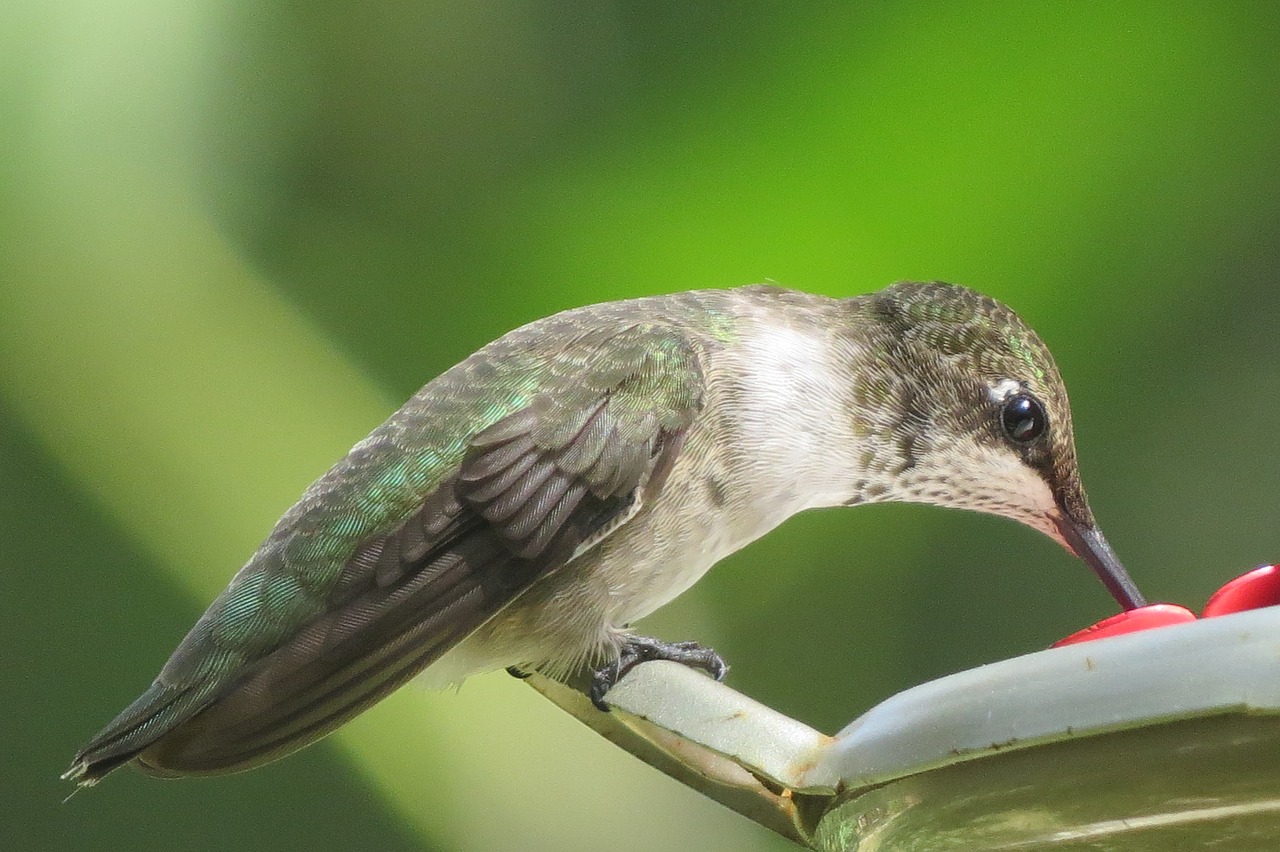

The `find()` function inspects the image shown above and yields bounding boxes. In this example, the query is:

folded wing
[65,322,704,782]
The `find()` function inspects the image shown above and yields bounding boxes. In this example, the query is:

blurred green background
[4,3,1280,850]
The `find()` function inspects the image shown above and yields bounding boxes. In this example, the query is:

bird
[64,280,1145,786]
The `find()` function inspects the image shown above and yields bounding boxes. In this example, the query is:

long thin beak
[1053,516,1147,610]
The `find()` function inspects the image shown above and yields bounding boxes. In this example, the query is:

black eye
[1000,393,1047,443]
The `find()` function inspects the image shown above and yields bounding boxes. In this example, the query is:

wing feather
[66,321,707,783]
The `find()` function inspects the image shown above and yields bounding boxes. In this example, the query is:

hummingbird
[65,281,1145,786]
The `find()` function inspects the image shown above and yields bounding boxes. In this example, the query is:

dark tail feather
[89,535,537,780]
[63,680,213,785]
[65,489,562,785]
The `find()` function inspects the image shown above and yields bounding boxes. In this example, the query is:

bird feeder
[527,566,1280,850]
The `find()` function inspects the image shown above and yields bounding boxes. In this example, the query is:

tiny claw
[588,634,728,711]
[590,661,623,712]
[505,665,532,680]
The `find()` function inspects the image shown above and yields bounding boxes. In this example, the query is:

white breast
[728,320,861,519]
[601,317,863,623]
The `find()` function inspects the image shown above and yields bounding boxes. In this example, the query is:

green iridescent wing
[66,321,705,783]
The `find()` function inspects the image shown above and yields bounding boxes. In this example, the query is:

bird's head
[843,281,1145,610]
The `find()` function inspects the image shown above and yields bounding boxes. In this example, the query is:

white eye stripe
[988,378,1022,403]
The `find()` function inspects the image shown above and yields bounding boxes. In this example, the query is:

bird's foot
[588,635,728,711]
[505,665,533,680]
